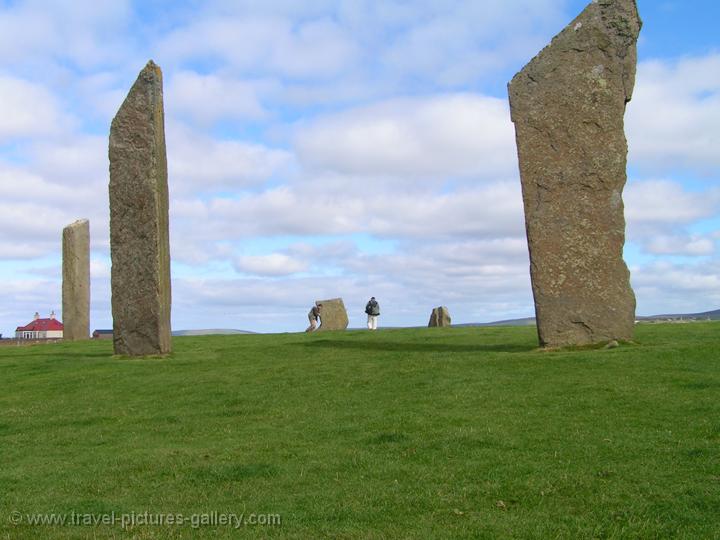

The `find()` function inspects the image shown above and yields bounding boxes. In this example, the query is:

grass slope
[1,324,719,539]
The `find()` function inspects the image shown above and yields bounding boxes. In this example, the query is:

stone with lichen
[508,0,640,347]
[109,60,172,356]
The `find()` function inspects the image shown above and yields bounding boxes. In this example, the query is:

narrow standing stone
[109,60,171,356]
[508,0,640,348]
[62,219,90,340]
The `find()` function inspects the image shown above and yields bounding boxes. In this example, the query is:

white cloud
[169,180,524,259]
[154,0,568,100]
[69,72,129,124]
[0,0,133,69]
[627,54,720,173]
[632,260,720,315]
[167,71,270,124]
[294,94,517,180]
[90,259,111,279]
[0,166,77,205]
[0,6,55,61]
[625,180,720,226]
[364,183,524,238]
[379,0,562,86]
[0,135,110,258]
[625,180,720,257]
[234,253,308,276]
[28,136,108,188]
[271,18,360,78]
[0,77,73,141]
[644,235,716,257]
[158,16,359,79]
[0,165,108,259]
[167,122,293,194]
[170,187,364,245]
[0,241,55,260]
[0,202,75,243]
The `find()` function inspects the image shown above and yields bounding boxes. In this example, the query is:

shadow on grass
[302,339,534,354]
[0,351,112,361]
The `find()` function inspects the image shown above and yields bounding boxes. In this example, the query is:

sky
[1,0,719,335]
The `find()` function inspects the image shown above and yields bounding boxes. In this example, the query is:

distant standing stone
[109,60,172,356]
[315,298,349,331]
[62,219,90,340]
[508,0,640,347]
[428,306,451,327]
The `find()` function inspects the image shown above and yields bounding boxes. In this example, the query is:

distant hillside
[172,329,256,336]
[457,308,720,327]
[638,308,720,322]
[455,317,536,328]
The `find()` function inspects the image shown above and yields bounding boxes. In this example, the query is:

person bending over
[306,303,322,332]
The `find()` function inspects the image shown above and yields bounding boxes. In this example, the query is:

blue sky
[1,0,719,335]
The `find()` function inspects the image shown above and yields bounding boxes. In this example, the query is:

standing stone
[508,0,640,347]
[109,60,171,356]
[62,219,90,340]
[315,298,349,331]
[428,306,451,328]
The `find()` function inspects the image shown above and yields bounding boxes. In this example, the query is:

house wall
[15,330,64,339]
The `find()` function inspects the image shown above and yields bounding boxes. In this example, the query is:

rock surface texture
[428,306,452,327]
[62,219,90,340]
[508,0,640,347]
[109,60,172,356]
[315,298,349,331]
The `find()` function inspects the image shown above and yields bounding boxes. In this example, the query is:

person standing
[365,297,380,330]
[306,303,322,332]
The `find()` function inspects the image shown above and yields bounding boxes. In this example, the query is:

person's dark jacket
[365,299,380,316]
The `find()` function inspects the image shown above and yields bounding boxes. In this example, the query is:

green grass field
[1,323,719,539]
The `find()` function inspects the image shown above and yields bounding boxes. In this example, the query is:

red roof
[16,318,64,332]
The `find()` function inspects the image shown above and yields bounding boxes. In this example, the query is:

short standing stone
[428,306,451,327]
[109,60,172,356]
[62,219,90,340]
[315,298,349,331]
[508,0,640,347]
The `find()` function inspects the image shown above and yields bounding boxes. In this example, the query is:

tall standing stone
[508,0,640,347]
[62,219,90,340]
[109,60,171,356]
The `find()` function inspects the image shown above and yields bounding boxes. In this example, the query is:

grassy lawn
[1,323,719,539]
